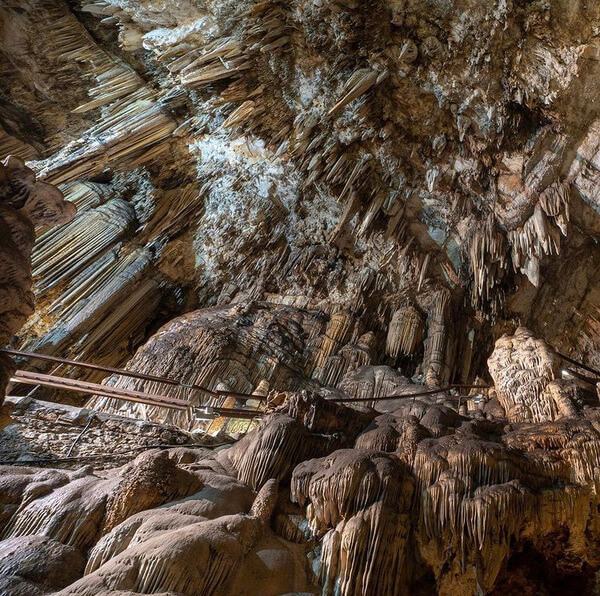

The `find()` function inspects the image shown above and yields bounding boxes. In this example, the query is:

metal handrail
[2,348,267,401]
[10,370,264,419]
[329,384,491,403]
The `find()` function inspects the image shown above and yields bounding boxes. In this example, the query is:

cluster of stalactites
[29,4,177,186]
[411,420,600,592]
[469,181,570,314]
[508,181,570,287]
[124,0,413,256]
[468,216,508,315]
[385,305,424,361]
[19,178,159,368]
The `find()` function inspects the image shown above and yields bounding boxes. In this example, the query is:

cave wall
[0,155,74,402]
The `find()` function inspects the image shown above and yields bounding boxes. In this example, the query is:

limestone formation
[0,156,74,401]
[5,0,600,594]
[385,305,424,361]
[1,392,600,594]
[488,327,581,423]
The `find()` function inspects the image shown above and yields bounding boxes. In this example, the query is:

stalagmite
[2,471,117,552]
[0,535,85,594]
[58,478,312,596]
[313,333,374,387]
[488,327,580,423]
[310,309,353,372]
[86,303,327,428]
[338,365,415,408]
[291,449,414,596]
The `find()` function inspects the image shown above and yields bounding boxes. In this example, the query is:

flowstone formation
[2,392,600,594]
[488,327,582,423]
[5,0,600,595]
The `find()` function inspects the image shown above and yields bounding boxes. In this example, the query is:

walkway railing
[2,348,266,420]
[3,346,598,414]
[2,348,268,401]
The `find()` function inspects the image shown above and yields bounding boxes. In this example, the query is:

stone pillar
[422,289,451,387]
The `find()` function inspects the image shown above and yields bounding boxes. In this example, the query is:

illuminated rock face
[488,327,582,423]
[5,0,600,594]
[6,0,600,387]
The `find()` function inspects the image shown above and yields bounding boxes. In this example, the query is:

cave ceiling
[2,0,600,385]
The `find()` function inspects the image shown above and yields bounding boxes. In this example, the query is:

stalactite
[140,184,203,243]
[73,65,144,115]
[328,68,387,117]
[58,181,108,213]
[84,468,257,576]
[355,413,427,463]
[179,39,250,87]
[468,217,508,314]
[386,305,424,360]
[31,199,135,293]
[35,89,177,185]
